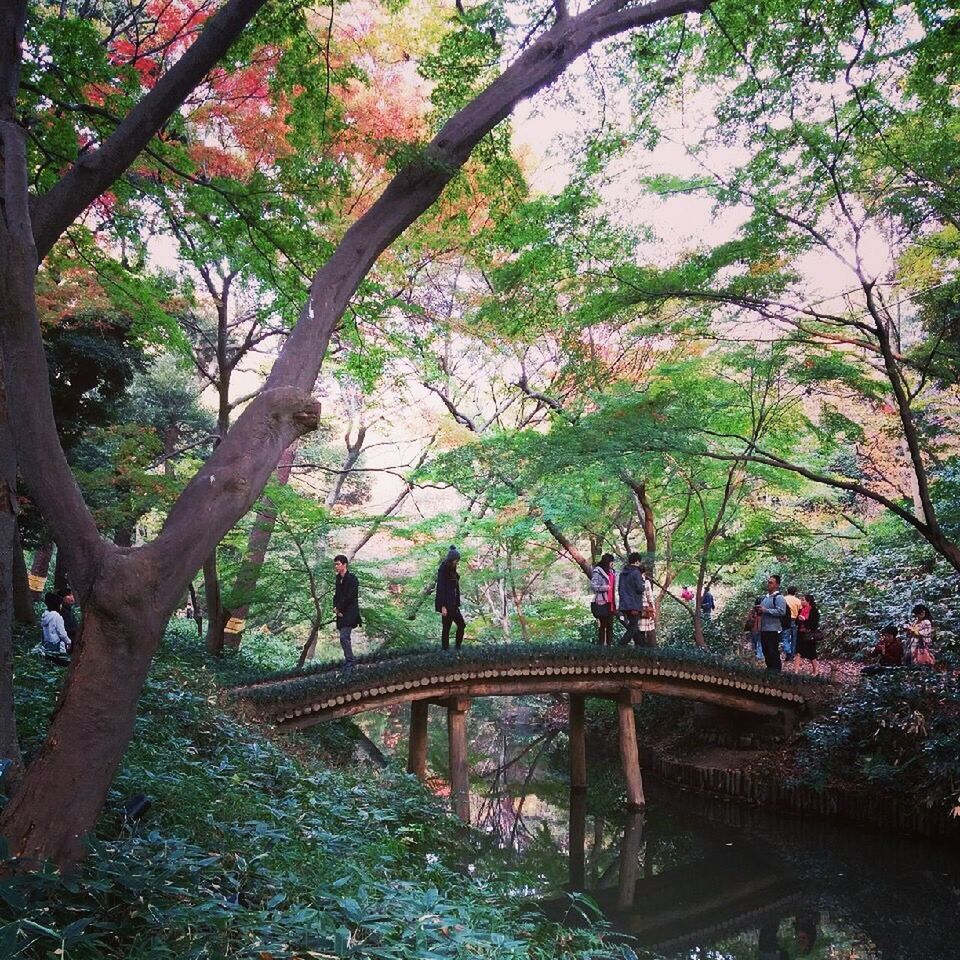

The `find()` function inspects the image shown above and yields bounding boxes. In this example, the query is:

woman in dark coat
[435,545,465,650]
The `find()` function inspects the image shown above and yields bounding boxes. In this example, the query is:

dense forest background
[1,0,959,953]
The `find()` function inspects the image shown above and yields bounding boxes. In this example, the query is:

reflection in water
[547,781,960,960]
[361,701,960,959]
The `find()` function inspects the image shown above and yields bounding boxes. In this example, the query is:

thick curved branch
[30,0,271,260]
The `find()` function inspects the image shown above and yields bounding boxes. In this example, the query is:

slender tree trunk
[325,425,366,507]
[202,384,233,656]
[220,443,297,650]
[28,541,52,599]
[53,546,68,593]
[692,596,705,648]
[203,551,223,656]
[506,555,529,641]
[12,523,34,625]
[542,517,593,579]
[188,582,202,636]
[296,617,321,669]
[163,425,180,479]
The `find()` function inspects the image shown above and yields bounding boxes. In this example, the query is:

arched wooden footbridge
[228,644,829,821]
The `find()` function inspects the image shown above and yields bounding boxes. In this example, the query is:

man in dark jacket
[618,553,647,646]
[435,545,465,650]
[332,555,360,666]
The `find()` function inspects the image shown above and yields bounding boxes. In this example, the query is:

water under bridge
[228,644,828,820]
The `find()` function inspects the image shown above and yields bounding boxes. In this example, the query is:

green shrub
[793,670,960,816]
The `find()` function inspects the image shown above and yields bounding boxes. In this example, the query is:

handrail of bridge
[227,643,831,721]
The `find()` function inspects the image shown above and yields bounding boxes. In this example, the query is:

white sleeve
[54,613,70,644]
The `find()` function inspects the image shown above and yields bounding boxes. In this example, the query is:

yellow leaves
[747,256,787,276]
[898,223,958,289]
[436,417,476,449]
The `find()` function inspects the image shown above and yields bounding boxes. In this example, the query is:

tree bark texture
[407,700,428,781]
[0,0,709,867]
[0,378,24,790]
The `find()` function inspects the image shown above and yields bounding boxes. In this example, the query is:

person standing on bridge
[618,553,655,647]
[332,554,360,667]
[590,553,617,646]
[758,574,787,671]
[436,545,466,650]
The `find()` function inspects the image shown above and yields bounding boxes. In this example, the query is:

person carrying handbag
[905,603,936,667]
[590,553,617,646]
[618,553,656,647]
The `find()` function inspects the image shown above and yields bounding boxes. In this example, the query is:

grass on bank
[1,621,614,960]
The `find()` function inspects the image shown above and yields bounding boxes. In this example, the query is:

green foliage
[2,624,610,958]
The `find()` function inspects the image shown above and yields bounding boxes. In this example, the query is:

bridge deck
[228,644,829,729]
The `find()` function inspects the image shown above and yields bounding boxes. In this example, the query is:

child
[870,624,903,667]
[904,604,935,667]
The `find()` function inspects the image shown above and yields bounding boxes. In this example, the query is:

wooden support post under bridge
[569,694,586,790]
[407,700,428,781]
[618,689,645,809]
[447,698,471,822]
[568,782,586,890]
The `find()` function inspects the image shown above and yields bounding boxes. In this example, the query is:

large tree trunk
[0,593,164,864]
[0,382,24,792]
[0,510,22,794]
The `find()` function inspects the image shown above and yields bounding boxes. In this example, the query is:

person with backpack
[40,592,72,657]
[700,585,716,622]
[435,545,466,650]
[758,574,787,671]
[590,553,617,647]
[783,585,802,662]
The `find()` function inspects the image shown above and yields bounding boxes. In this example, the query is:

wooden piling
[617,810,644,910]
[617,690,645,809]
[447,698,471,822]
[407,700,428,780]
[568,786,586,890]
[569,694,586,790]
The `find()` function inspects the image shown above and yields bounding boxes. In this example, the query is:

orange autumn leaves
[80,0,435,189]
